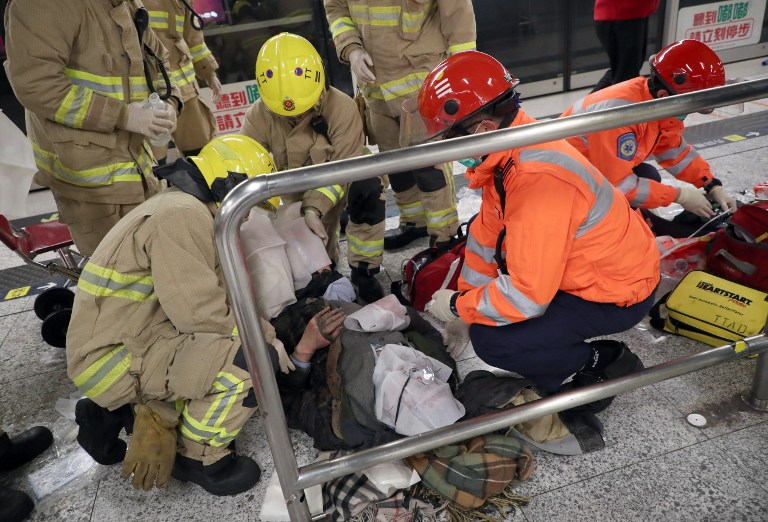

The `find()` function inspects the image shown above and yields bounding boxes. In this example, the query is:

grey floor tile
[515,384,707,497]
[0,313,15,346]
[0,295,35,317]
[650,351,761,438]
[92,465,257,522]
[6,478,98,522]
[0,368,78,430]
[712,421,768,494]
[521,434,768,522]
[90,415,318,522]
[0,246,24,271]
[0,311,66,384]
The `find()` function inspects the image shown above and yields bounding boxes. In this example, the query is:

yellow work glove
[675,186,714,218]
[120,404,177,491]
[426,289,459,323]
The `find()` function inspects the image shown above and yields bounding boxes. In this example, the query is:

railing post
[742,353,768,411]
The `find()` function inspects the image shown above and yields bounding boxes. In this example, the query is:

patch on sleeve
[617,132,637,160]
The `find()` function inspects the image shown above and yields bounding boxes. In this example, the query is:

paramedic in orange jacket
[561,40,738,236]
[410,51,660,410]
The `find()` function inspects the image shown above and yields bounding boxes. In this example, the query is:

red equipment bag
[392,221,471,311]
[705,201,768,292]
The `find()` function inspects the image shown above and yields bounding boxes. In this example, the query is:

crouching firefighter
[67,135,284,496]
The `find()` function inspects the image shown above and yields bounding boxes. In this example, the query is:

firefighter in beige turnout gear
[241,32,387,302]
[67,135,345,495]
[144,0,221,160]
[324,0,476,248]
[4,0,182,257]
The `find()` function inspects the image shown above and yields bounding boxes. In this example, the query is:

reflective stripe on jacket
[456,110,659,327]
[144,0,219,100]
[4,0,180,204]
[324,0,476,116]
[561,77,713,209]
[240,87,365,217]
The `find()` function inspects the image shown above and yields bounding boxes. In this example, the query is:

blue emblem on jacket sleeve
[617,132,637,160]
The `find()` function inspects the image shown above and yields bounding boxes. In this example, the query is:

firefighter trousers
[367,108,458,242]
[53,175,162,257]
[72,333,256,465]
[346,176,386,271]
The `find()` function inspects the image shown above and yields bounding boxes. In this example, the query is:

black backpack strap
[493,157,514,275]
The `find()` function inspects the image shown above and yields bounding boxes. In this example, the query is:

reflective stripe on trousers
[179,372,247,447]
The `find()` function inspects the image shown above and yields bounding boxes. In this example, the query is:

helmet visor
[399,96,458,147]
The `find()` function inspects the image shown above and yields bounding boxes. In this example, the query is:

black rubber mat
[0,263,69,301]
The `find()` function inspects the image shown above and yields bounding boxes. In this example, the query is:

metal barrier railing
[214,78,768,521]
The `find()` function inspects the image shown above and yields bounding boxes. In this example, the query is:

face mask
[459,157,483,169]
[676,114,688,121]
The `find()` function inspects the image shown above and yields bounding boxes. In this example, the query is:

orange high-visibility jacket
[456,110,659,327]
[561,77,714,209]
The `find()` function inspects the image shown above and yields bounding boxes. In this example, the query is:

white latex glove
[675,186,715,218]
[425,289,459,323]
[271,338,295,374]
[443,318,471,359]
[117,102,174,139]
[156,102,177,135]
[208,76,223,105]
[303,207,328,244]
[708,185,738,213]
[349,48,376,83]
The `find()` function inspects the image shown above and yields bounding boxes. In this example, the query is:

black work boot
[0,488,34,522]
[566,340,644,414]
[429,235,457,251]
[0,426,53,471]
[351,263,384,304]
[384,223,428,250]
[172,453,261,496]
[74,399,134,465]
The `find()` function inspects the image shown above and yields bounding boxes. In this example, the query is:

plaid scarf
[406,435,534,510]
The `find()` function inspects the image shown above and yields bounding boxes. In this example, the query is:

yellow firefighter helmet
[188,134,280,210]
[255,32,326,116]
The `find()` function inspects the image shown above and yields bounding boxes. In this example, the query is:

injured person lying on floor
[241,209,608,518]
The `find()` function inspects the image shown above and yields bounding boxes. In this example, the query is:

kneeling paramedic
[66,134,344,495]
[561,39,738,237]
[241,32,387,302]
[408,51,660,411]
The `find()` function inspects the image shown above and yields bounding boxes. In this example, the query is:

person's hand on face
[293,306,346,362]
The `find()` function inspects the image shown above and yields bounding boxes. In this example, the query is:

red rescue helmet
[650,39,725,95]
[416,51,519,140]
